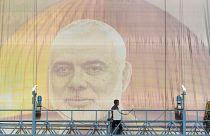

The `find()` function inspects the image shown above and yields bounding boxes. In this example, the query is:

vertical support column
[107,111,111,136]
[181,86,186,136]
[182,94,186,136]
[32,86,37,136]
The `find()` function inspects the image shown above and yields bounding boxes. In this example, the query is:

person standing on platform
[204,101,210,134]
[111,99,123,135]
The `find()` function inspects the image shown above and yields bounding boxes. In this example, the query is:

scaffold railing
[0,109,209,136]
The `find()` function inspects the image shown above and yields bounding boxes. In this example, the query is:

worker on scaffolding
[204,101,210,134]
[111,99,123,135]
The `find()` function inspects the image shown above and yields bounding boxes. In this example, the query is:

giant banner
[0,0,210,119]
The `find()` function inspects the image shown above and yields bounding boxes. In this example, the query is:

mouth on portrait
[64,98,95,107]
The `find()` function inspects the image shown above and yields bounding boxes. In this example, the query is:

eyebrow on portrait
[83,60,106,67]
[52,61,73,68]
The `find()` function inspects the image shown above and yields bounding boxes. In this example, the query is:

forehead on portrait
[50,19,127,61]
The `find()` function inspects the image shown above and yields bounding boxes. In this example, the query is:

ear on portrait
[122,62,132,92]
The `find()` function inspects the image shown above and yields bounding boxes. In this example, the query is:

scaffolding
[0,109,209,136]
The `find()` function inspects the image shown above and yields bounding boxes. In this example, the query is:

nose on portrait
[68,70,88,91]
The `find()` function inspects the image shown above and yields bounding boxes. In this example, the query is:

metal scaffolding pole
[32,85,37,136]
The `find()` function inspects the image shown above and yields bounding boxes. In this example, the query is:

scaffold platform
[0,109,210,136]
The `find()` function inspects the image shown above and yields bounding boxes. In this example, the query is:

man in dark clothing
[111,99,123,135]
[204,101,210,134]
